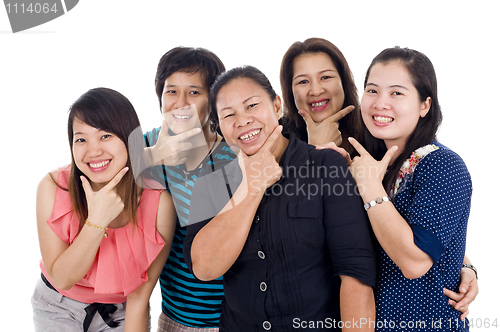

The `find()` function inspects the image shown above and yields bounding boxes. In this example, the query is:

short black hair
[155,47,225,132]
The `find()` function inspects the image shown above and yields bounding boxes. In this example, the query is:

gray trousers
[31,278,129,332]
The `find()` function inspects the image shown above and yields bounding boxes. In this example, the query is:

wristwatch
[462,264,478,280]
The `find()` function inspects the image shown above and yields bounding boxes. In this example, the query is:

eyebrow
[293,69,336,81]
[165,84,204,89]
[243,95,260,104]
[219,95,261,113]
[366,83,410,90]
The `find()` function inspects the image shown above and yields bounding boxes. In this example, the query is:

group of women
[32,38,477,332]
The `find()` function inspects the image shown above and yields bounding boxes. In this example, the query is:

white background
[1,0,498,330]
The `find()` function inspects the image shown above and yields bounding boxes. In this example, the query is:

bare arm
[349,138,433,279]
[190,183,265,281]
[38,168,128,290]
[124,190,176,331]
[339,275,375,331]
[363,188,433,279]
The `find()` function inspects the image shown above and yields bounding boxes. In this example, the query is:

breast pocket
[288,199,324,248]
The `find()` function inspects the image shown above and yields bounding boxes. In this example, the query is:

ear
[420,96,431,118]
[274,95,283,119]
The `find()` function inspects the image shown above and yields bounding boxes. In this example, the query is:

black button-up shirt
[184,134,377,331]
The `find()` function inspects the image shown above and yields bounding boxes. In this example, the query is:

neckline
[181,133,221,179]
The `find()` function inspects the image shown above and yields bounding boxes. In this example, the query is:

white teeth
[173,114,192,119]
[239,129,261,140]
[311,100,328,107]
[373,116,394,123]
[89,160,110,168]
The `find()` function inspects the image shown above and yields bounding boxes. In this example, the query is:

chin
[312,110,334,123]
[240,144,261,156]
[171,123,196,135]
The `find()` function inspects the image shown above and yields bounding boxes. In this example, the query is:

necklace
[182,134,220,187]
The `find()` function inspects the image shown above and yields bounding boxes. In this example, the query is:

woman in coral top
[32,88,176,331]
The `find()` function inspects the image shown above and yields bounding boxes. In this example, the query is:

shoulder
[198,140,237,177]
[417,143,470,178]
[411,143,472,198]
[144,126,161,146]
[158,189,173,205]
[306,143,349,168]
[212,139,237,162]
[156,190,176,241]
[37,168,60,198]
[36,168,61,227]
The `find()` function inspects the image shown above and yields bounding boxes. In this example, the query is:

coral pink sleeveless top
[40,165,165,304]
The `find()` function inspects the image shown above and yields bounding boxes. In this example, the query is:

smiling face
[161,71,210,135]
[72,118,128,190]
[361,61,431,149]
[291,52,345,123]
[217,78,282,156]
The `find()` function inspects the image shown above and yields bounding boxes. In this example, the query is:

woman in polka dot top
[349,47,473,331]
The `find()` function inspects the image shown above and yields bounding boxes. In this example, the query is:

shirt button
[255,215,260,224]
[263,321,271,330]
[260,282,267,292]
[257,251,265,259]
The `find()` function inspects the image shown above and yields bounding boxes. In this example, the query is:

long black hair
[279,38,361,150]
[361,47,442,193]
[67,88,142,229]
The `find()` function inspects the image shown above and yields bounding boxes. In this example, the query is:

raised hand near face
[299,105,354,146]
[80,167,129,228]
[150,120,202,166]
[232,125,283,197]
[348,137,398,189]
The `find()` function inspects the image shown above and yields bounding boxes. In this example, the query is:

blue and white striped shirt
[144,127,235,327]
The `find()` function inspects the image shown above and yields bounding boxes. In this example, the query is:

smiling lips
[373,116,394,124]
[88,159,111,171]
[310,99,329,111]
[172,114,193,120]
[238,129,261,141]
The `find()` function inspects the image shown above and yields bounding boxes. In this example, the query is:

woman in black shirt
[184,66,377,332]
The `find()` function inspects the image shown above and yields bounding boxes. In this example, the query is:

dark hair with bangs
[154,47,225,132]
[361,47,442,193]
[279,38,361,151]
[208,65,277,130]
[67,87,142,230]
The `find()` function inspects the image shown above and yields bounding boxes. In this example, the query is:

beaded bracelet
[364,196,390,211]
[85,219,108,238]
